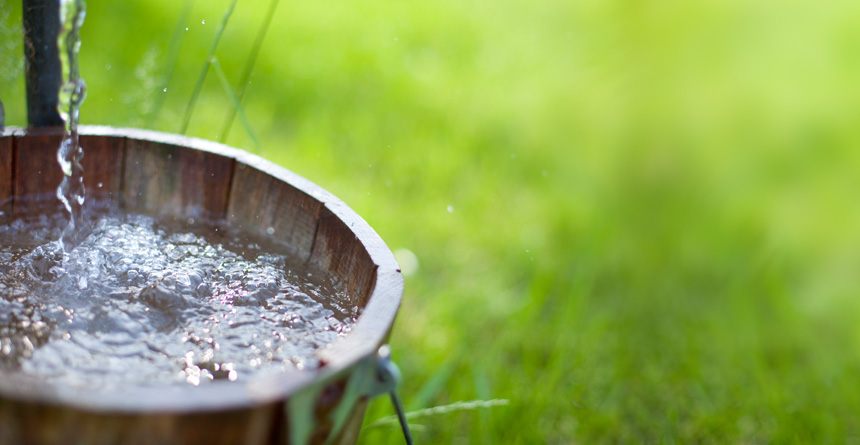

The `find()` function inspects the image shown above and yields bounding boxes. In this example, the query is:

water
[56,0,87,249]
[0,206,355,388]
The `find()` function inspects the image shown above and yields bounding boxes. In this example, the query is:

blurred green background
[4,0,860,442]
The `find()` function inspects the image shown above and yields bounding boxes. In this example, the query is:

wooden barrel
[0,126,404,444]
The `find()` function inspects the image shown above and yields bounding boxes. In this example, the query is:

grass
[4,0,860,442]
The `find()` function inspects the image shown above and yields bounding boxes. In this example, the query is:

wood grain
[13,128,63,215]
[0,398,279,444]
[0,134,12,219]
[122,137,233,218]
[79,134,124,203]
[227,162,322,262]
[309,207,377,310]
[12,129,125,213]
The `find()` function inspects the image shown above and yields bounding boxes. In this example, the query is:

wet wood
[12,128,63,215]
[80,134,124,202]
[228,162,322,262]
[11,127,125,213]
[122,137,233,218]
[0,134,12,217]
[0,399,279,444]
[0,127,404,444]
[309,207,378,309]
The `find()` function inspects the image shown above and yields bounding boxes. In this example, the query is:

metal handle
[376,345,414,445]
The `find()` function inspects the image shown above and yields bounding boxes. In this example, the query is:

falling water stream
[0,1,356,388]
[56,0,87,249]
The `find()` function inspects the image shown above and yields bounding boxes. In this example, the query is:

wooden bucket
[0,126,404,444]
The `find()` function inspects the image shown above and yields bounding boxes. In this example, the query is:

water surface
[0,205,354,389]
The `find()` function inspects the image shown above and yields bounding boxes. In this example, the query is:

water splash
[56,0,87,250]
[0,209,355,387]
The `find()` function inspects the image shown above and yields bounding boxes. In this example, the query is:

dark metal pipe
[22,0,63,127]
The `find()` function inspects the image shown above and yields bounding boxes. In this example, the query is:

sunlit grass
[4,0,860,442]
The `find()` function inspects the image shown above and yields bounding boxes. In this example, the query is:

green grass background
[4,0,860,442]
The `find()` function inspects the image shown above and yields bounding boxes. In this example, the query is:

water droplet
[394,248,419,276]
[202,19,206,24]
[97,182,103,188]
[163,88,167,93]
[266,227,275,235]
[104,64,111,70]
[185,27,189,31]
[447,205,454,213]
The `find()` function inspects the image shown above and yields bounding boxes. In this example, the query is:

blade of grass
[147,0,194,128]
[179,0,238,134]
[210,56,261,152]
[219,0,279,142]
[364,399,511,430]
[470,361,493,437]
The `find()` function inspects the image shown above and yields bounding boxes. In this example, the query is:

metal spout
[22,0,64,127]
